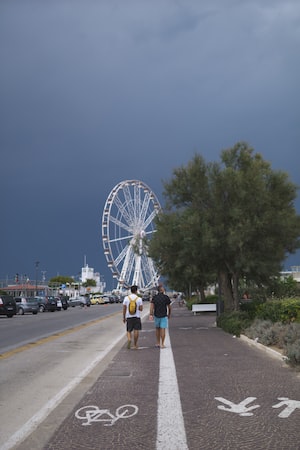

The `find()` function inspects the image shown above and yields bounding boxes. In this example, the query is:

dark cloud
[1,0,300,284]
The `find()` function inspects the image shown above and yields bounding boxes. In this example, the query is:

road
[0,303,123,353]
[0,303,147,450]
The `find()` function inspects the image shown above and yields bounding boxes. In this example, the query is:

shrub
[185,299,194,310]
[256,301,283,323]
[286,340,300,367]
[215,297,300,367]
[244,319,300,348]
[243,319,300,367]
[239,299,263,320]
[245,319,275,345]
[205,294,218,303]
[280,298,300,323]
[217,311,251,337]
[186,294,219,310]
[283,322,300,346]
[270,322,290,349]
[256,298,300,324]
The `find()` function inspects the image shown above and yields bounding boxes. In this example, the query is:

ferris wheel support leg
[132,255,142,287]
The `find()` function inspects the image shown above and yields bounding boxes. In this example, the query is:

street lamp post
[35,261,40,295]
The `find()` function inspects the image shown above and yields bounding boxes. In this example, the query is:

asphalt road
[0,303,123,353]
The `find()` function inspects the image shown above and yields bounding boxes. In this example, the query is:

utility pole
[41,271,46,284]
[35,261,40,294]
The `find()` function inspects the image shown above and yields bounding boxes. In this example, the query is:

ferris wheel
[102,180,161,292]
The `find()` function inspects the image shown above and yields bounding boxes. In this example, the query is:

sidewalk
[17,303,300,450]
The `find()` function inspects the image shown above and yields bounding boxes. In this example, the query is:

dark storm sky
[1,0,300,287]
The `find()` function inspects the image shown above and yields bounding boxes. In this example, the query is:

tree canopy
[48,276,75,286]
[82,279,96,287]
[149,143,300,311]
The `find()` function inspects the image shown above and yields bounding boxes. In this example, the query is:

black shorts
[126,317,142,332]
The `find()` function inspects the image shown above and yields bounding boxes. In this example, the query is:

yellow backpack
[128,295,138,315]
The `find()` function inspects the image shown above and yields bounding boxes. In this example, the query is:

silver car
[14,297,39,315]
[68,296,91,307]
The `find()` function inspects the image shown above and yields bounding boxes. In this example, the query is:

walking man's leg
[155,327,160,347]
[133,329,139,349]
[127,330,132,349]
[160,328,166,348]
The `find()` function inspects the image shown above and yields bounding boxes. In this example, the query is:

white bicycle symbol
[75,404,139,426]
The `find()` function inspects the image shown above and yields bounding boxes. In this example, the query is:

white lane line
[157,332,188,450]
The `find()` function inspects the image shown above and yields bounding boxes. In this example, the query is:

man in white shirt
[122,285,143,349]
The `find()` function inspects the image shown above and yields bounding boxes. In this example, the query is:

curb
[239,334,288,362]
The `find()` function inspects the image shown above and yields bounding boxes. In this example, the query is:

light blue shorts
[154,316,168,328]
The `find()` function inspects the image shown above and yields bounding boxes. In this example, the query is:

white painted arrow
[272,397,300,418]
[215,397,260,416]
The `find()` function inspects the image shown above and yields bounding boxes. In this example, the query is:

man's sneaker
[127,341,131,349]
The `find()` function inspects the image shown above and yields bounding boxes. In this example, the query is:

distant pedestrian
[123,285,143,349]
[177,293,183,307]
[149,285,171,348]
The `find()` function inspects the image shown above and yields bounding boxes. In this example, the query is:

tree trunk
[199,286,206,302]
[232,272,240,311]
[219,270,234,311]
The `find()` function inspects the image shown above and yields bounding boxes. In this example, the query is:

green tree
[82,279,96,288]
[267,275,298,299]
[150,142,300,311]
[215,143,300,309]
[48,276,74,287]
[150,154,218,298]
[150,209,217,298]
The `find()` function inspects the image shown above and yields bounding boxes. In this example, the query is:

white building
[281,266,300,283]
[81,263,106,294]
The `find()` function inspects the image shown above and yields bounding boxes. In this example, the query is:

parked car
[34,296,57,312]
[90,295,111,305]
[90,295,104,305]
[108,295,122,303]
[56,297,63,311]
[114,295,123,303]
[0,295,17,318]
[14,297,39,315]
[68,296,91,307]
[57,296,69,310]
